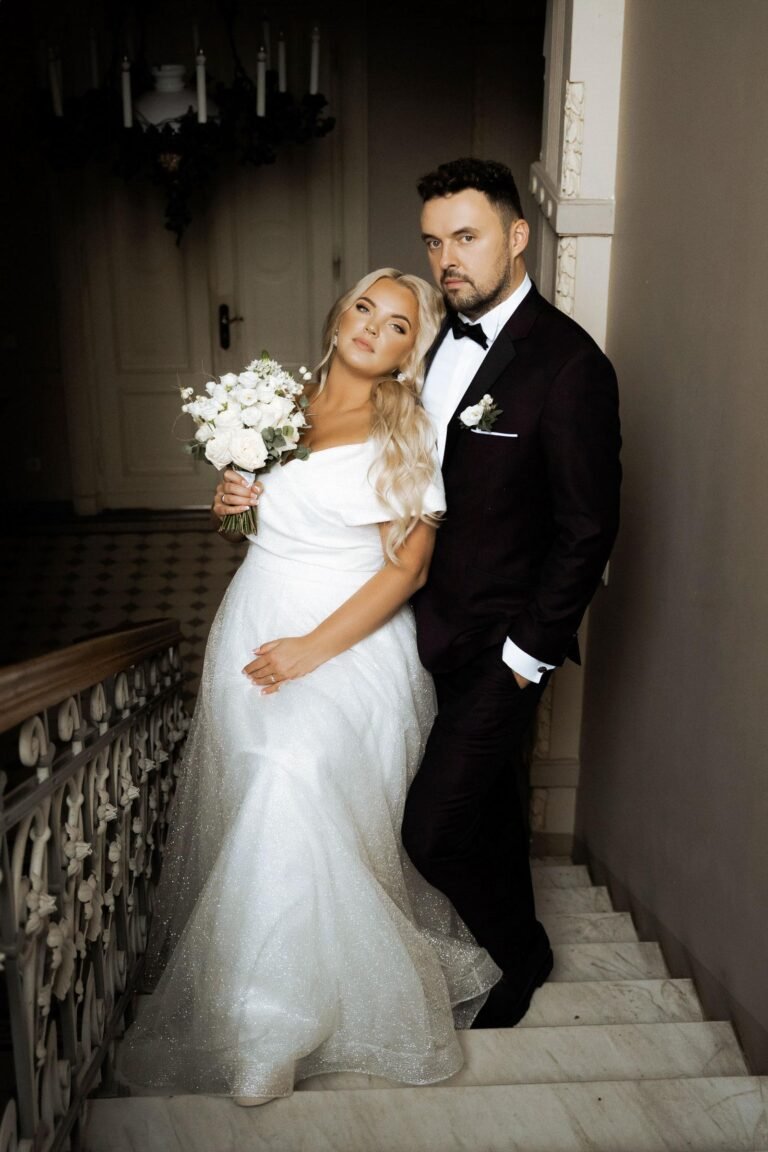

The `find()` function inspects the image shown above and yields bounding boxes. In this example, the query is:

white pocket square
[470,429,518,438]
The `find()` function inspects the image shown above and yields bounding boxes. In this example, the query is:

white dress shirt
[421,274,554,684]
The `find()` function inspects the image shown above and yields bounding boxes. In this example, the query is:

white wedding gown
[119,441,500,1098]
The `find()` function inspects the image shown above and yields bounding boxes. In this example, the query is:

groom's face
[420,188,528,320]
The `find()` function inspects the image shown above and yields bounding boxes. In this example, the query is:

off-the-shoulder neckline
[304,439,373,458]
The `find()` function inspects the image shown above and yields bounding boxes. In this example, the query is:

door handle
[218,303,244,350]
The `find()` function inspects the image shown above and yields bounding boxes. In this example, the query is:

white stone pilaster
[528,0,625,851]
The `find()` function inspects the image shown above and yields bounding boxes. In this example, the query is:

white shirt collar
[458,273,532,345]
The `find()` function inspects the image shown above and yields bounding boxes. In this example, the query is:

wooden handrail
[0,619,184,735]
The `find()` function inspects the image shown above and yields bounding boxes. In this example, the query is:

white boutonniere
[458,393,503,432]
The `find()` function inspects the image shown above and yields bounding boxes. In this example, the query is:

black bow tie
[450,314,488,349]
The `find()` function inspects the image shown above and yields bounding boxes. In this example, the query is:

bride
[118,268,500,1104]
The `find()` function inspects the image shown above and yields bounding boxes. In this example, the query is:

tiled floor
[1,516,246,698]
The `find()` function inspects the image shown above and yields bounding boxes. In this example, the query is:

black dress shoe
[471,943,554,1029]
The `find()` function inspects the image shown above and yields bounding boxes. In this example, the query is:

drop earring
[332,331,338,347]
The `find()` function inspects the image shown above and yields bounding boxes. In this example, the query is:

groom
[402,158,621,1027]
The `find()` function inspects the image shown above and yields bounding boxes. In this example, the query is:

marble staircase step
[83,1077,768,1152]
[129,944,671,1016]
[293,1022,747,1092]
[129,977,704,1039]
[552,941,669,981]
[101,854,754,1152]
[536,885,614,913]
[541,911,638,943]
[533,864,591,889]
[520,978,705,1027]
[121,1021,744,1099]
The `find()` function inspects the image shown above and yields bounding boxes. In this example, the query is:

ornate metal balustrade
[0,620,189,1151]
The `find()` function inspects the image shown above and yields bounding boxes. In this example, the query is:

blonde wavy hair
[315,268,445,561]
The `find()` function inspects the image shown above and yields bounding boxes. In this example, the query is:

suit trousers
[402,646,549,976]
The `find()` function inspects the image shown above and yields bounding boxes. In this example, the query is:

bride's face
[335,278,419,378]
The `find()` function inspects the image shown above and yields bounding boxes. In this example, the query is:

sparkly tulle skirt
[118,545,500,1097]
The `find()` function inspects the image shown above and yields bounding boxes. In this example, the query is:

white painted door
[207,142,337,384]
[84,183,214,508]
[83,136,339,510]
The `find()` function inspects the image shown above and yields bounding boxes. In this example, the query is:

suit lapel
[441,285,543,470]
[441,326,517,467]
[424,315,452,379]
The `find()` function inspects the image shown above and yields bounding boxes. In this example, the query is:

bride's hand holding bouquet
[180,353,311,536]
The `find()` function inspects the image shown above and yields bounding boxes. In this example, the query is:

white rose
[195,424,214,443]
[241,406,261,427]
[204,434,233,470]
[256,395,295,430]
[290,409,308,430]
[220,372,239,388]
[459,404,484,427]
[192,397,220,421]
[229,428,268,471]
[254,380,277,402]
[213,404,242,428]
[237,371,259,388]
[235,387,259,406]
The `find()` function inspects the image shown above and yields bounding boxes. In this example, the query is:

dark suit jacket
[414,284,622,674]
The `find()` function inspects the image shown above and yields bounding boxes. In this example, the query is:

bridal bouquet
[180,354,311,536]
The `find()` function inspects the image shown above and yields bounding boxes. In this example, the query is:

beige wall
[578,0,768,1071]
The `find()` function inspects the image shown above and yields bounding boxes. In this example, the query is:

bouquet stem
[217,506,259,537]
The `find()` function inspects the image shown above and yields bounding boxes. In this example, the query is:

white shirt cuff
[502,638,555,683]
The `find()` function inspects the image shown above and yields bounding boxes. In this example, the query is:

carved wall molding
[530,788,548,834]
[529,161,615,237]
[555,236,577,317]
[561,80,585,198]
[534,680,554,760]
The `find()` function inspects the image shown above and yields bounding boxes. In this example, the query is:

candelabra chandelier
[43,8,335,242]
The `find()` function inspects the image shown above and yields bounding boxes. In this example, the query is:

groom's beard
[441,257,514,320]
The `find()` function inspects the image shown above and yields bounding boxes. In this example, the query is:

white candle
[309,26,320,95]
[196,50,207,123]
[256,46,266,117]
[48,48,63,117]
[89,29,99,89]
[121,57,133,128]
[262,20,271,69]
[278,32,286,92]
